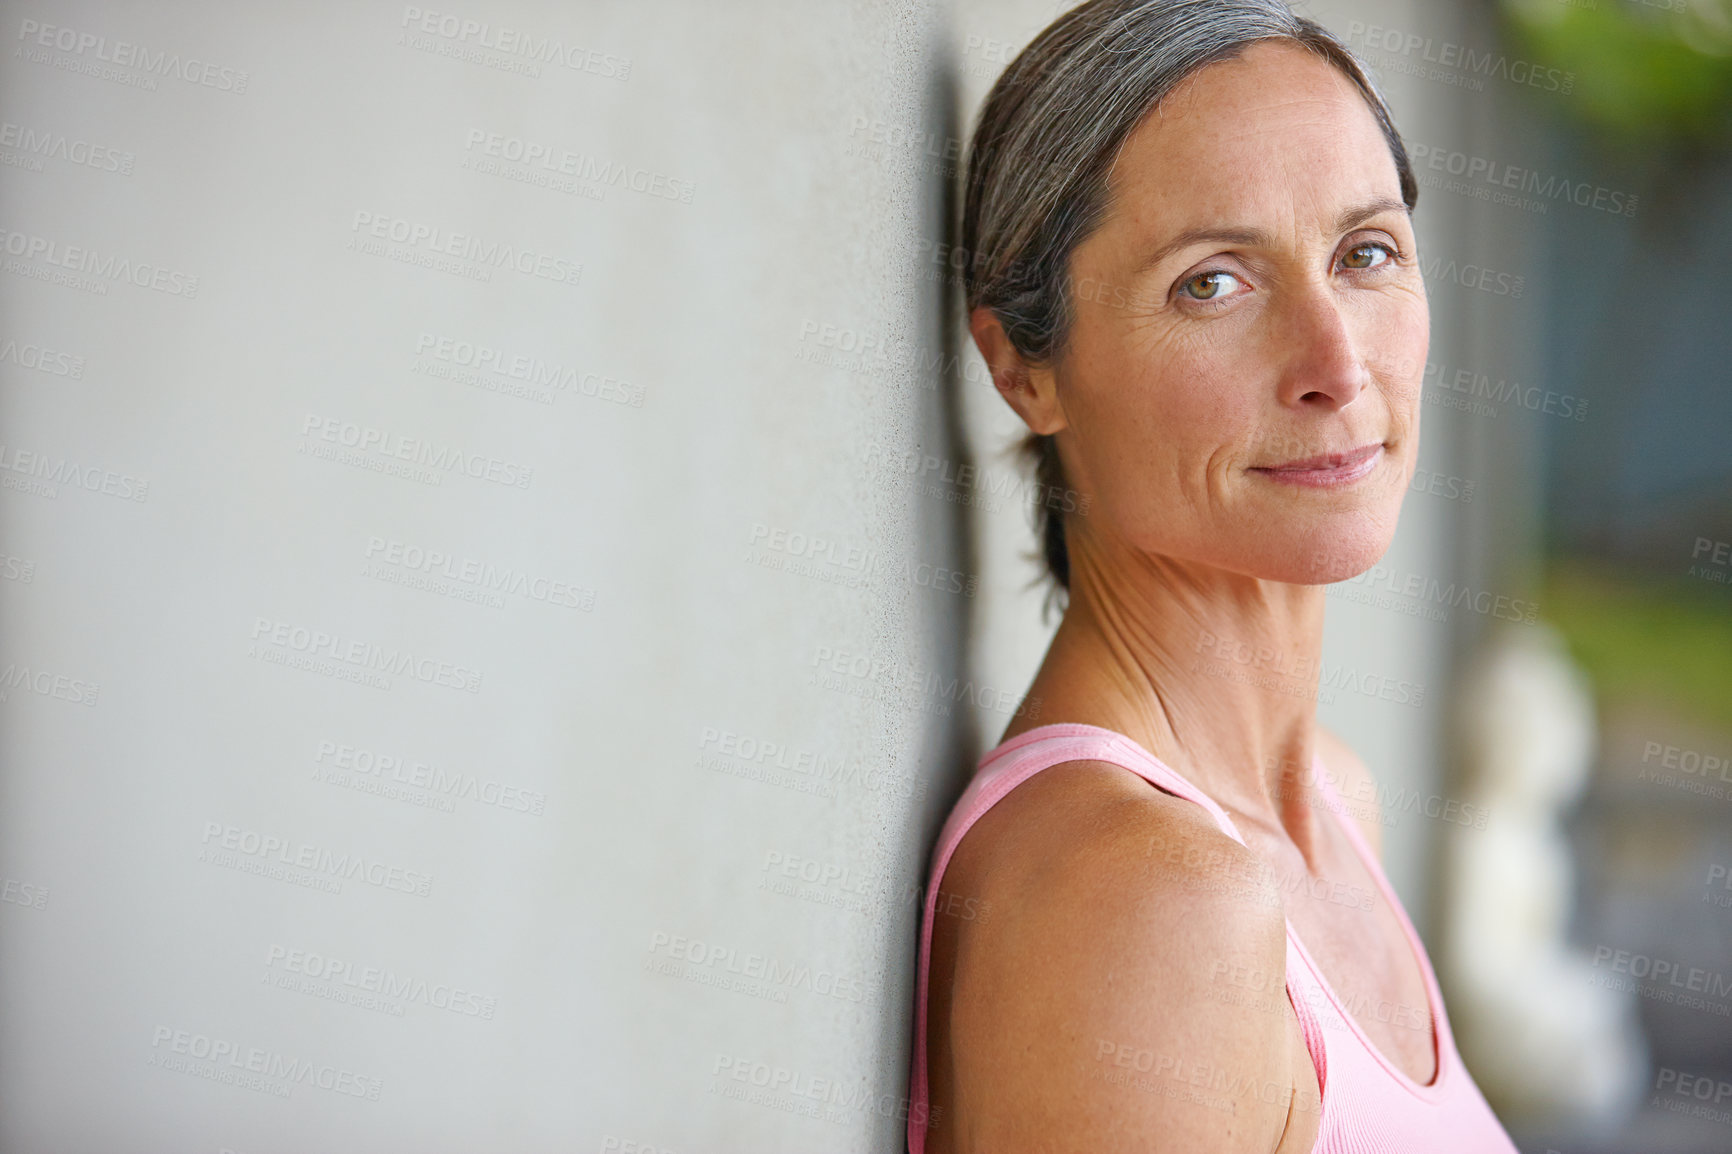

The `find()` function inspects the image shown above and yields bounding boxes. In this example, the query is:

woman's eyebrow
[1131,226,1269,278]
[1334,195,1411,235]
[1128,195,1412,277]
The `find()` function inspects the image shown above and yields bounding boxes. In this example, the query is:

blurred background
[0,0,1727,1151]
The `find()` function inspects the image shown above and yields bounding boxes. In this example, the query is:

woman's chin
[1240,517,1402,585]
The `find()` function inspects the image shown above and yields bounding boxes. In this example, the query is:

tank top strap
[958,722,1253,848]
[1308,760,1460,1060]
[1282,933,1332,1095]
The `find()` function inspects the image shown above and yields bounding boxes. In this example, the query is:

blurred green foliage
[1500,0,1732,144]
[1542,560,1732,731]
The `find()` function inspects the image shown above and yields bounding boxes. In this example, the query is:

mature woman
[907,2,1520,1151]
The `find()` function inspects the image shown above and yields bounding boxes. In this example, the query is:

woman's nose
[1274,289,1370,410]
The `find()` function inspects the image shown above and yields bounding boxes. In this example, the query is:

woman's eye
[1341,243,1392,271]
[1181,270,1242,302]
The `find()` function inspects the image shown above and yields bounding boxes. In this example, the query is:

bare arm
[938,770,1310,1153]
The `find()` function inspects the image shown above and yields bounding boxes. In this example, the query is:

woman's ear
[969,307,1067,436]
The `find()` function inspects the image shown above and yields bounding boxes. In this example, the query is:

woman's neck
[1005,539,1331,855]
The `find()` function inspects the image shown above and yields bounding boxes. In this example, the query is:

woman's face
[1001,40,1429,586]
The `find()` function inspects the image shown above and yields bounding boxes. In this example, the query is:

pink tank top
[907,723,1519,1153]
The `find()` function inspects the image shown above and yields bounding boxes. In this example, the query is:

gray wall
[0,2,972,1148]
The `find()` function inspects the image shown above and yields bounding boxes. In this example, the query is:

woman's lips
[1249,443,1384,488]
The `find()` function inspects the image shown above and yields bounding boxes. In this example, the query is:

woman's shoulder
[951,754,1274,904]
[945,754,1289,965]
[932,758,1298,1146]
[1313,725,1385,860]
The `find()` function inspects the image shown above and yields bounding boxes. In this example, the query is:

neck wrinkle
[1036,528,1331,859]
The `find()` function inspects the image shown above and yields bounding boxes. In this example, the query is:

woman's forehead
[1098,54,1401,243]
[1122,48,1385,177]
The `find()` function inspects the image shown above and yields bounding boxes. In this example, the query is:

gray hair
[962,0,1418,603]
